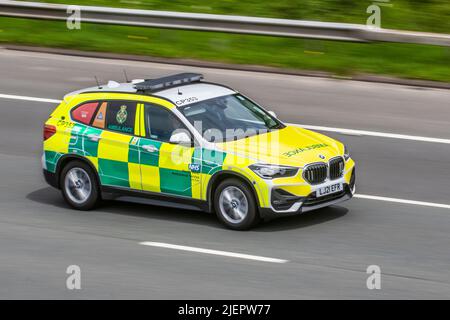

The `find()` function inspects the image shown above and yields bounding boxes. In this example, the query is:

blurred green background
[22,0,450,32]
[1,0,449,82]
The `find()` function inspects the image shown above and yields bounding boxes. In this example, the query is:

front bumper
[260,184,354,219]
[259,167,356,219]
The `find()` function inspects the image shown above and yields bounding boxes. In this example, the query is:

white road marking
[139,242,289,263]
[290,123,450,145]
[0,93,61,104]
[355,194,450,210]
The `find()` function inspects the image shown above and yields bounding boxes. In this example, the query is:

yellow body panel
[85,156,99,170]
[141,165,161,193]
[98,131,131,162]
[128,163,142,190]
[44,126,71,154]
[158,143,193,171]
[217,125,342,168]
[191,172,202,199]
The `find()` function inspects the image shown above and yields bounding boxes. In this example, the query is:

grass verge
[0,17,449,82]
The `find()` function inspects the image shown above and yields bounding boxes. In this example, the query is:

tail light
[43,124,56,141]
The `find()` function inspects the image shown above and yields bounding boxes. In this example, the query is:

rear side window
[105,101,137,134]
[92,102,107,129]
[71,102,98,125]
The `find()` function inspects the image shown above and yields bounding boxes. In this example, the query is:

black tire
[60,160,100,210]
[213,178,260,230]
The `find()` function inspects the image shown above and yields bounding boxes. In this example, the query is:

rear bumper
[43,169,59,189]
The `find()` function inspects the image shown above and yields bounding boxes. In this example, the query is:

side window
[92,101,108,129]
[104,101,137,134]
[144,104,187,142]
[71,102,98,125]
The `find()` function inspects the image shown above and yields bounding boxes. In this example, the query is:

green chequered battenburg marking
[128,137,140,164]
[192,147,202,165]
[68,124,101,157]
[159,168,192,197]
[83,126,102,157]
[44,150,62,173]
[137,138,161,167]
[192,148,226,175]
[98,159,130,188]
[68,124,86,155]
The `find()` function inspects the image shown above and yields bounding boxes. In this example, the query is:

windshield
[178,94,284,142]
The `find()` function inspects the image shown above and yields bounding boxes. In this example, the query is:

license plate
[316,183,343,198]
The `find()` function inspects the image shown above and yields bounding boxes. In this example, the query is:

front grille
[303,163,327,185]
[329,157,345,180]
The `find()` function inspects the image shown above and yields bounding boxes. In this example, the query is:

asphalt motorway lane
[0,48,449,299]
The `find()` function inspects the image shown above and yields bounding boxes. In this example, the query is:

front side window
[178,94,283,142]
[144,104,188,142]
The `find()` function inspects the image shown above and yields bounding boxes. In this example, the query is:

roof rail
[134,73,204,92]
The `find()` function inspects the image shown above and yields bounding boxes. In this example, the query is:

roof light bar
[134,73,204,92]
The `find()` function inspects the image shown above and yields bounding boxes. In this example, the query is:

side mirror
[170,131,192,145]
[268,111,277,119]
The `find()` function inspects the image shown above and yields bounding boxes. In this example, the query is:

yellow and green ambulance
[43,73,355,230]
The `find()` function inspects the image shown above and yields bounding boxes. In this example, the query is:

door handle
[87,134,101,142]
[142,144,158,153]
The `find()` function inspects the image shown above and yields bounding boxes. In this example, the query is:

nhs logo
[188,163,201,173]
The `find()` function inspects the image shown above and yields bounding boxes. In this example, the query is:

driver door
[139,103,202,199]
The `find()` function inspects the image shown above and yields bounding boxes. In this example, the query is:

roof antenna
[177,88,183,95]
[123,69,130,83]
[94,76,102,89]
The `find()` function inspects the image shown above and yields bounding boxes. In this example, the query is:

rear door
[93,100,143,190]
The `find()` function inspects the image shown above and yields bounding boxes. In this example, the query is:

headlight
[249,164,299,179]
[344,145,350,161]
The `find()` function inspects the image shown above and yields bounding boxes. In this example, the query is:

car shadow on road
[26,187,220,228]
[27,187,348,231]
[253,206,348,232]
[26,187,69,209]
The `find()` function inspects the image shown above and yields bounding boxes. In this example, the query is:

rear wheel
[60,160,99,210]
[214,178,260,230]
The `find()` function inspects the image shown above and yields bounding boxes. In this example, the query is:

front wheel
[60,160,99,210]
[214,178,260,230]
